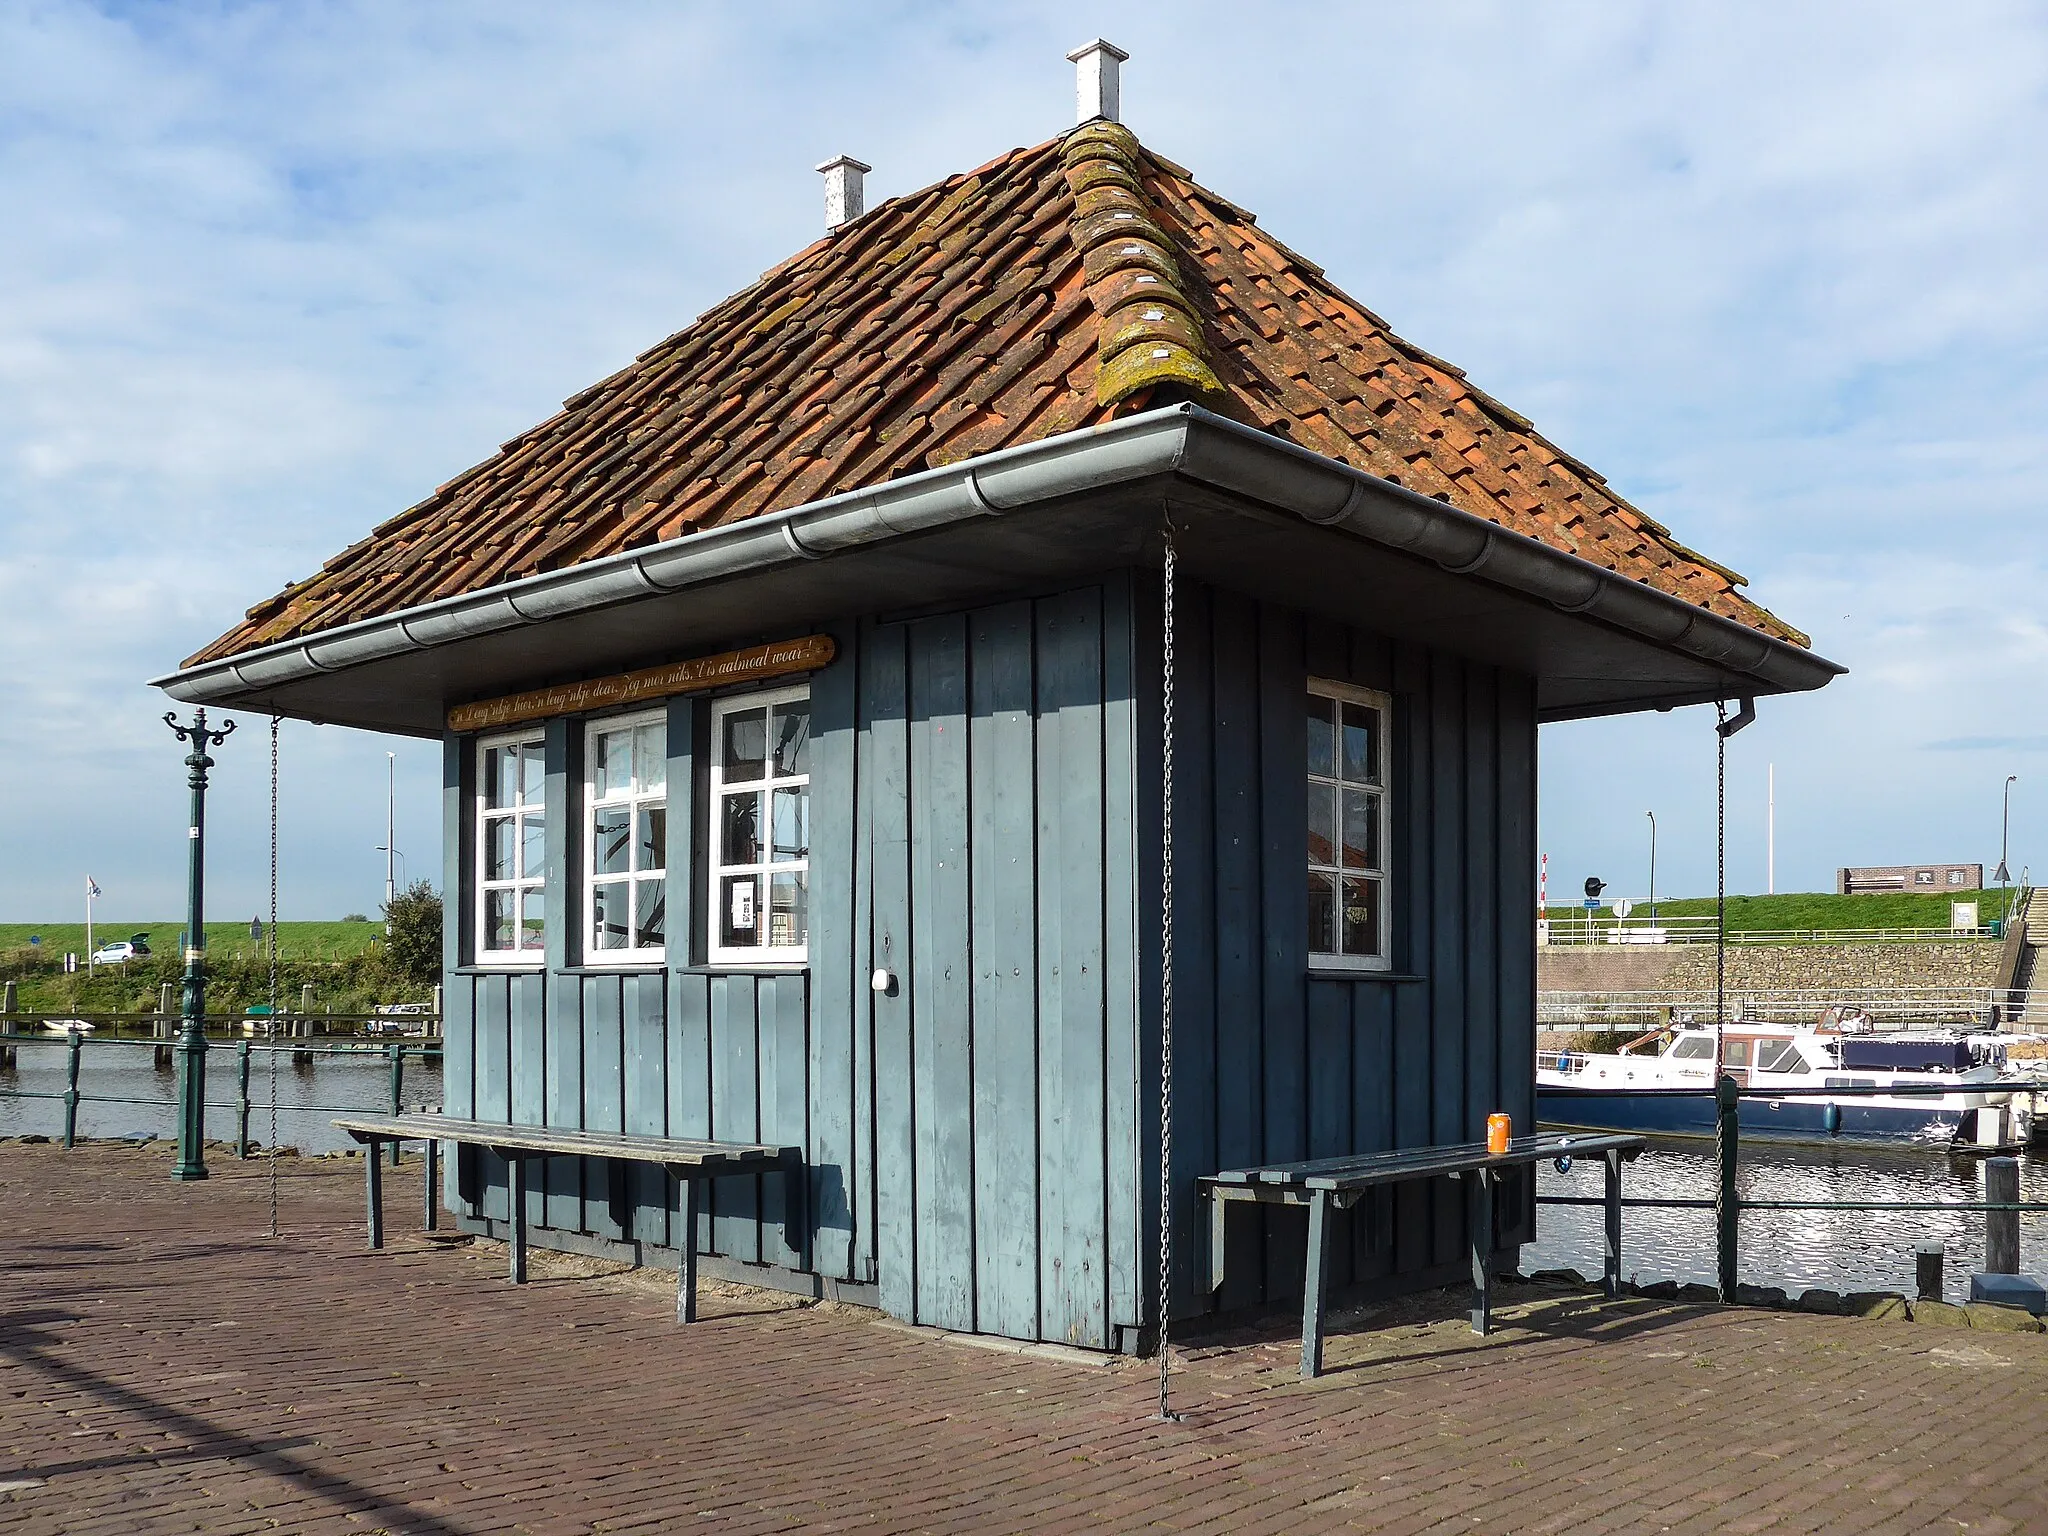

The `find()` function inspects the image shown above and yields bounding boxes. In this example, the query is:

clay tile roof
[188,124,1807,667]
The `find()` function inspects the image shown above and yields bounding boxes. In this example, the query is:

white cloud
[0,0,2043,917]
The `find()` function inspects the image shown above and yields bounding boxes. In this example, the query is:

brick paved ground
[3,1144,2047,1535]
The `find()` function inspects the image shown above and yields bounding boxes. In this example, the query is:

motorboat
[1537,1020,2016,1146]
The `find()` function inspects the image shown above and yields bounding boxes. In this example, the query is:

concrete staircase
[2008,889,2047,1028]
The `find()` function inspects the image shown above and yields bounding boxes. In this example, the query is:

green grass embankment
[1543,890,2017,932]
[0,920,423,1017]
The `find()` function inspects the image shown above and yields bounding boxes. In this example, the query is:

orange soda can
[1486,1113,1512,1155]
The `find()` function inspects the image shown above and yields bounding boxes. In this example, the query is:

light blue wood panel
[865,621,917,1321]
[908,612,975,1332]
[670,971,713,1255]
[1463,665,1499,1145]
[544,971,584,1232]
[710,973,761,1263]
[510,972,547,1230]
[582,974,625,1241]
[850,625,879,1287]
[1034,587,1110,1349]
[475,974,511,1221]
[969,600,1039,1341]
[760,972,809,1271]
[622,971,670,1246]
[1101,572,1142,1334]
[807,619,860,1280]
[1207,589,1267,1313]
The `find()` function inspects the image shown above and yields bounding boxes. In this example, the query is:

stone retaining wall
[1538,940,2002,994]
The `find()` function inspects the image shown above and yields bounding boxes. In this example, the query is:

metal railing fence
[1537,1076,2048,1301]
[0,1027,441,1161]
[1538,987,2023,1029]
[1542,915,2002,947]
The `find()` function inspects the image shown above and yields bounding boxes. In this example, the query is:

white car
[91,940,149,964]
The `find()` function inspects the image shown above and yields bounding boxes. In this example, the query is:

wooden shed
[158,57,1839,1352]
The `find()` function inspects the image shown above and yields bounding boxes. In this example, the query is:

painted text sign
[447,635,836,733]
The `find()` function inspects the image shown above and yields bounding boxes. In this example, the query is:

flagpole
[85,877,95,975]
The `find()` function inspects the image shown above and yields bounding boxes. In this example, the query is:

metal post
[235,1040,252,1158]
[1915,1240,1945,1302]
[424,1138,439,1232]
[62,1028,82,1149]
[388,1046,404,1166]
[508,1156,528,1284]
[677,1173,700,1323]
[1300,1189,1333,1377]
[164,708,234,1181]
[1985,1157,2021,1276]
[365,1143,384,1250]
[1603,1147,1624,1299]
[1715,1073,1740,1302]
[1468,1169,1495,1335]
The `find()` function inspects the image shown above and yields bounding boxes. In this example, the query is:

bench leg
[1300,1190,1333,1380]
[1208,1190,1228,1297]
[1603,1148,1623,1299]
[1468,1168,1494,1335]
[365,1142,384,1251]
[677,1175,699,1324]
[424,1139,440,1233]
[508,1156,528,1284]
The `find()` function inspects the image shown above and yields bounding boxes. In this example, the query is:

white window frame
[1306,678,1392,973]
[474,731,547,968]
[707,685,811,968]
[583,709,669,966]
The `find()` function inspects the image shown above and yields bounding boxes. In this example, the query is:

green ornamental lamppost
[164,708,235,1181]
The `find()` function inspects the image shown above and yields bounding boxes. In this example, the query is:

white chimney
[1067,39,1129,125]
[816,154,872,230]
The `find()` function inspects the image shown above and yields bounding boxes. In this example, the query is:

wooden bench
[1202,1131,1647,1379]
[334,1113,801,1324]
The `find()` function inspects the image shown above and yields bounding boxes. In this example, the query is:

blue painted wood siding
[858,589,1136,1348]
[437,569,1538,1345]
[1142,584,1541,1319]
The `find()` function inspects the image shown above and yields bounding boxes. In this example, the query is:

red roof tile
[188,125,1806,667]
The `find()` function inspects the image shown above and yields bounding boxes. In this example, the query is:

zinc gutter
[151,402,1840,710]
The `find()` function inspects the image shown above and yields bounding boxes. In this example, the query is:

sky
[1,0,2044,922]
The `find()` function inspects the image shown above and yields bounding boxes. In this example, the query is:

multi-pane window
[477,734,546,962]
[709,688,810,965]
[1307,682,1390,970]
[585,714,667,960]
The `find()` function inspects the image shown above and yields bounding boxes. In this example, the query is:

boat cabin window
[1669,1036,1714,1060]
[1722,1039,1751,1068]
[1754,1039,1803,1073]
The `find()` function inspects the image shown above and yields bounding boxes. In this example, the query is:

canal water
[6,1041,2046,1301]
[1529,1137,2048,1300]
[0,1038,442,1156]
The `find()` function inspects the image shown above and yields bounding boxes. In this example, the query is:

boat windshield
[1755,1039,1806,1073]
[1667,1036,1715,1060]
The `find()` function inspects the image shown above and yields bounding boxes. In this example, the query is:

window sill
[1307,968,1427,983]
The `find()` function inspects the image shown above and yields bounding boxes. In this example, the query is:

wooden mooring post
[1916,1240,1946,1301]
[1985,1157,2021,1276]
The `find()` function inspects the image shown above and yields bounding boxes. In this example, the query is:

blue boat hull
[1537,1087,1967,1146]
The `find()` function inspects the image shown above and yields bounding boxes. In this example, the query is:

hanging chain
[1156,516,1180,1423]
[268,715,281,1239]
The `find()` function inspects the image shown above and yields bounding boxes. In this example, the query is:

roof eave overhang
[152,403,1842,735]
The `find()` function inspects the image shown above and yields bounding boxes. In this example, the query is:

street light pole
[1999,774,2018,926]
[1647,811,1658,921]
[164,709,235,1182]
[384,751,396,929]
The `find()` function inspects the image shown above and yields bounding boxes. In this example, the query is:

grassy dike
[1543,889,2016,930]
[0,920,424,1017]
